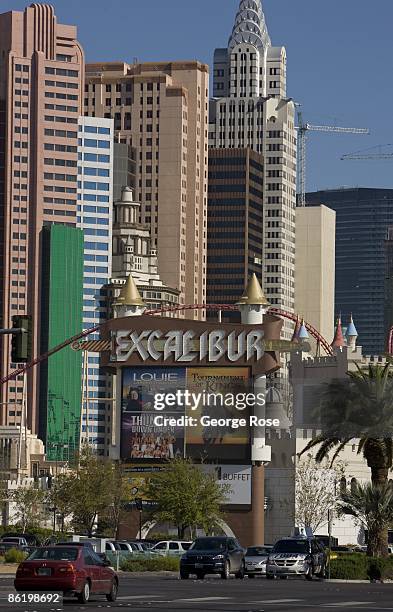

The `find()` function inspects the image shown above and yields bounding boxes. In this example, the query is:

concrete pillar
[251,464,265,544]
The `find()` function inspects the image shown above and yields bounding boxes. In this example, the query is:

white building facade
[209,0,296,321]
[77,117,114,455]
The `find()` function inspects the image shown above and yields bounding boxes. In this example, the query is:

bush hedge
[4,548,28,564]
[120,556,180,573]
[329,554,393,580]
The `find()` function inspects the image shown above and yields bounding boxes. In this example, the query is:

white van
[151,541,192,556]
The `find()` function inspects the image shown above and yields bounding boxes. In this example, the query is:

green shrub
[121,556,180,572]
[4,548,28,564]
[329,553,367,580]
[329,553,393,580]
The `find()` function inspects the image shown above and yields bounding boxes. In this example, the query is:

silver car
[266,537,326,580]
[245,545,272,577]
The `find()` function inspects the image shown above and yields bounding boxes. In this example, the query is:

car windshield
[246,546,271,556]
[182,543,192,550]
[190,539,227,551]
[27,547,79,561]
[273,540,309,554]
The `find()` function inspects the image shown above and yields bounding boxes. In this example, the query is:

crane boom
[342,153,393,160]
[295,104,369,206]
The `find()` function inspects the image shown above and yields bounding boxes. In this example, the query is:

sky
[2,0,393,192]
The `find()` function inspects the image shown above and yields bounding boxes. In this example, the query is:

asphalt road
[0,574,392,612]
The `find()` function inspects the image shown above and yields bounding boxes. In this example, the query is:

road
[0,574,392,612]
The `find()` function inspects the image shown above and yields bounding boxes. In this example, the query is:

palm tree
[299,364,393,487]
[337,482,393,557]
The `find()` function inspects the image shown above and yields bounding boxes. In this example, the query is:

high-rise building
[207,148,264,319]
[295,205,336,344]
[209,0,297,323]
[39,225,84,462]
[0,3,84,429]
[305,188,393,355]
[77,116,114,455]
[110,186,180,312]
[84,61,209,318]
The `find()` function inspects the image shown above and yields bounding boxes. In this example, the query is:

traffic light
[11,315,32,363]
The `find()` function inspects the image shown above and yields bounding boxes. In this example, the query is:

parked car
[115,541,137,553]
[151,540,192,556]
[14,545,119,603]
[2,533,39,546]
[266,537,327,580]
[1,536,28,547]
[105,541,120,553]
[180,536,245,580]
[127,541,148,552]
[245,545,272,578]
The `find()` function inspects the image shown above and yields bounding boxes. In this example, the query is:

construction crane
[342,144,393,161]
[296,104,370,206]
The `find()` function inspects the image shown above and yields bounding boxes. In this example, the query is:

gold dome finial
[114,275,145,307]
[236,273,270,306]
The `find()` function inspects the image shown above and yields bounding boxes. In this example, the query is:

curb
[326,579,392,584]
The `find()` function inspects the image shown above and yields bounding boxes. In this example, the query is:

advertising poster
[120,367,186,461]
[200,465,252,506]
[123,464,165,508]
[185,367,251,463]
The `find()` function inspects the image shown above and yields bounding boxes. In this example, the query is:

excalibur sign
[111,329,265,363]
[108,329,310,363]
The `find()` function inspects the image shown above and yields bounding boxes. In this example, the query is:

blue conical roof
[298,319,309,340]
[346,315,358,338]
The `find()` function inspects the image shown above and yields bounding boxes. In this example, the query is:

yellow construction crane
[296,104,369,206]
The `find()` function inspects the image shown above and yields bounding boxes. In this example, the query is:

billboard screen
[120,367,186,461]
[185,367,251,463]
[120,366,252,464]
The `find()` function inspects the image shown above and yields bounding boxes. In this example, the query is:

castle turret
[332,315,346,350]
[346,314,358,350]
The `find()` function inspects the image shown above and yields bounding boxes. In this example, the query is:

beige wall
[295,205,336,344]
[85,61,208,320]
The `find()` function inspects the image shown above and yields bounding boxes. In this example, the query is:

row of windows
[44,173,76,182]
[78,153,110,163]
[80,181,110,191]
[44,143,77,153]
[79,139,110,149]
[79,217,108,226]
[84,266,108,274]
[85,254,108,262]
[44,115,78,124]
[45,67,79,77]
[80,167,110,177]
[45,80,78,89]
[80,125,111,135]
[43,197,76,205]
[45,92,78,101]
[78,205,109,214]
[77,194,109,203]
[44,158,77,168]
[45,103,77,112]
[85,242,109,251]
[44,128,77,138]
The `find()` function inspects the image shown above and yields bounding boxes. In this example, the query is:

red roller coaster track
[0,304,333,385]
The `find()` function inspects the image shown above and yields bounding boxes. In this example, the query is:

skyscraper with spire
[208,0,296,322]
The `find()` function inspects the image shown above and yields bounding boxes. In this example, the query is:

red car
[14,545,118,603]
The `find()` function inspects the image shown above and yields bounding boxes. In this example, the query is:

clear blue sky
[3,0,393,192]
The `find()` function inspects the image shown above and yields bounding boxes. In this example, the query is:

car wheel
[248,574,255,579]
[221,560,230,580]
[266,573,275,580]
[235,561,245,579]
[279,575,288,580]
[180,570,189,580]
[305,565,313,581]
[77,581,90,604]
[106,579,118,602]
[196,571,205,580]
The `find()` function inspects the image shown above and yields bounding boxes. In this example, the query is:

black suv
[180,536,245,580]
[266,537,327,580]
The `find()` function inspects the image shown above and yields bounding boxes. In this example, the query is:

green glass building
[39,225,84,462]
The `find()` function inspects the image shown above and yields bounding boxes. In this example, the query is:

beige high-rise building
[295,205,336,344]
[0,3,84,429]
[84,61,209,319]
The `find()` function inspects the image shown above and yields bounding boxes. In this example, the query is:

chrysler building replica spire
[209,0,296,326]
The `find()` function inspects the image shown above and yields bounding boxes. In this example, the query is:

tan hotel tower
[0,4,84,428]
[84,61,209,319]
